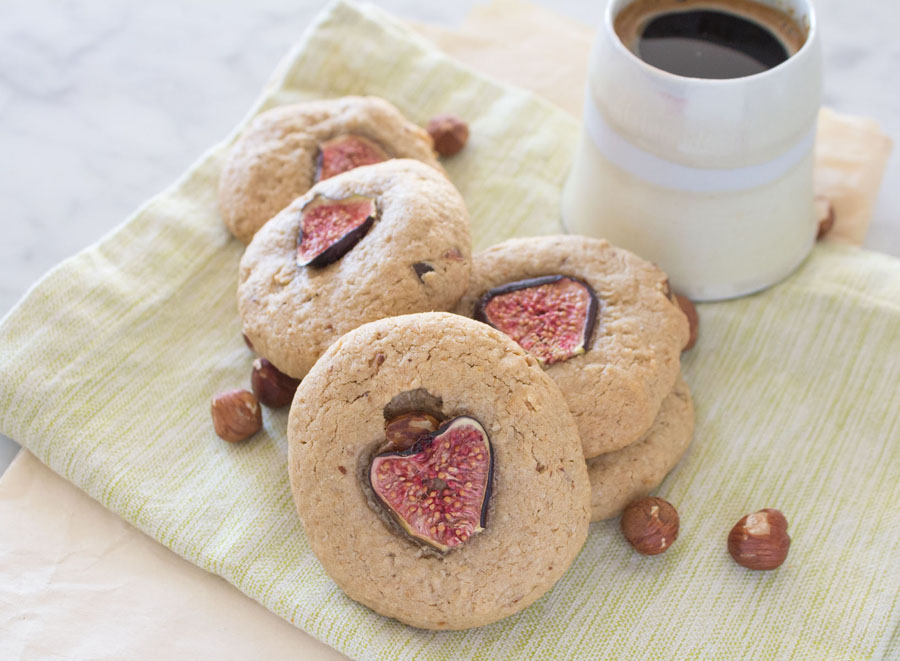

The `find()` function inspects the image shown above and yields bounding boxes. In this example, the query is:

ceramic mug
[562,0,822,301]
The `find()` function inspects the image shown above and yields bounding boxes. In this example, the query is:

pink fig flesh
[315,134,388,182]
[370,416,492,552]
[474,275,598,365]
[296,194,376,267]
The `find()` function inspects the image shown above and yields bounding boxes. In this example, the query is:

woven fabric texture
[1,2,898,658]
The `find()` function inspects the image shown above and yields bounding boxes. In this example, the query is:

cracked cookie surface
[588,374,694,521]
[239,160,471,380]
[455,235,688,458]
[219,96,442,243]
[288,312,591,630]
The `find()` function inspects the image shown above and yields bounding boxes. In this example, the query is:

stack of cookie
[215,96,695,630]
[454,235,695,522]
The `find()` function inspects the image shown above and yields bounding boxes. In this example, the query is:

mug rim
[604,0,819,85]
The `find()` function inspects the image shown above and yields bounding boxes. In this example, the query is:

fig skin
[474,275,599,366]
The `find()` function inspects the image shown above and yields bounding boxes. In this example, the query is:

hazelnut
[620,496,679,555]
[427,114,469,156]
[727,508,790,570]
[815,195,835,240]
[211,389,262,442]
[383,411,440,452]
[674,294,698,351]
[251,358,300,408]
[242,333,255,352]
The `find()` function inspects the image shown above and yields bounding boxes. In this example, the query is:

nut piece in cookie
[315,134,388,182]
[370,415,493,552]
[382,411,440,452]
[474,275,598,366]
[296,194,377,267]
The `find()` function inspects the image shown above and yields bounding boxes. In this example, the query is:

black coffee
[615,0,807,80]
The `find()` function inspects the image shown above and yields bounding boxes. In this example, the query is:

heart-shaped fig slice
[474,275,598,365]
[315,134,389,182]
[296,194,377,267]
[370,415,492,552]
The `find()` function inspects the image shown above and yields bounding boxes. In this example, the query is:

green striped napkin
[1,1,898,658]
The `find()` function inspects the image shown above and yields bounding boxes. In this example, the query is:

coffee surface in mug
[615,0,807,79]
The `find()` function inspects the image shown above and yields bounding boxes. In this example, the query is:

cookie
[454,235,689,458]
[239,159,471,380]
[219,96,442,243]
[288,313,591,630]
[588,374,694,521]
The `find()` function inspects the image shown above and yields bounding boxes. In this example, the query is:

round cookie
[588,374,694,521]
[219,96,442,243]
[239,159,471,380]
[288,313,591,630]
[454,235,689,458]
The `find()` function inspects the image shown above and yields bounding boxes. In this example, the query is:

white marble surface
[0,0,898,470]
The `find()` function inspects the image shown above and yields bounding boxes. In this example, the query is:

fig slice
[370,415,493,552]
[296,194,377,267]
[315,134,389,182]
[474,275,598,366]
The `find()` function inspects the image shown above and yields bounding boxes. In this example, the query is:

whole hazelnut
[427,114,469,156]
[674,294,698,351]
[815,195,835,240]
[620,496,679,555]
[211,389,262,442]
[383,411,440,452]
[727,508,791,570]
[251,358,300,408]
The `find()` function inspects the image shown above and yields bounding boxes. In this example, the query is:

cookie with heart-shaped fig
[288,312,590,630]
[454,235,688,458]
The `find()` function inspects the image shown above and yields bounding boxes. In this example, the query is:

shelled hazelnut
[727,508,791,570]
[251,358,300,408]
[620,497,679,555]
[427,114,469,156]
[211,389,262,443]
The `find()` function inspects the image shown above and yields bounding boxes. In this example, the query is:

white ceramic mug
[562,0,822,301]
